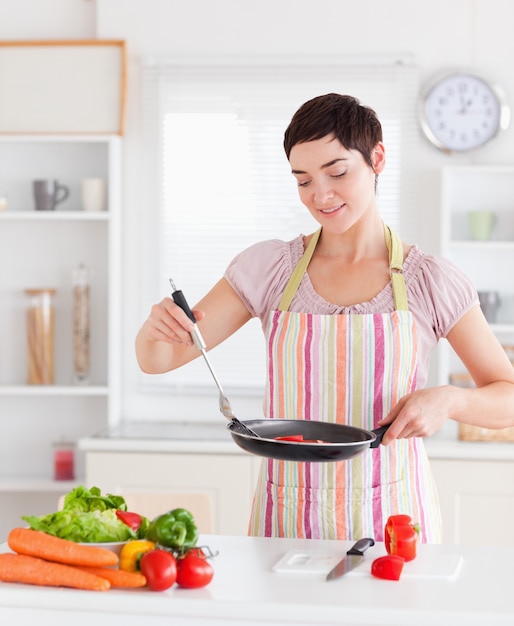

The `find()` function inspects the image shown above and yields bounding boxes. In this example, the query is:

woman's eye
[297,180,311,188]
[331,172,346,179]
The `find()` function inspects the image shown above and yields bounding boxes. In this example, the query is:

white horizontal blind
[140,58,419,394]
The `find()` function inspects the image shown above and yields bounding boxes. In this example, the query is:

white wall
[1,0,514,421]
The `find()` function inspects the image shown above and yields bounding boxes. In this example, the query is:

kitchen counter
[0,534,512,626]
[78,420,514,461]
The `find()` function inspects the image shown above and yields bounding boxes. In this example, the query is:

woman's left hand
[377,386,461,445]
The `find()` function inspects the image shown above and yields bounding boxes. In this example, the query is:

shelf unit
[438,165,514,387]
[0,135,122,539]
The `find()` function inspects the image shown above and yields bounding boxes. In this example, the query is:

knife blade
[326,537,375,581]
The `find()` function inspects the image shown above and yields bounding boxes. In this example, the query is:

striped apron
[248,225,442,543]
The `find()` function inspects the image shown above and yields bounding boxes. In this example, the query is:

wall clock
[419,71,510,153]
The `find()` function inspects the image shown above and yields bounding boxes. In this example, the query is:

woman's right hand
[135,278,251,375]
[140,297,206,347]
[135,297,207,374]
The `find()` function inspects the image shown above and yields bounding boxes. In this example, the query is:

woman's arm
[135,277,252,374]
[379,304,514,443]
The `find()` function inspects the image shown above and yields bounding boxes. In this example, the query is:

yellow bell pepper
[119,539,156,572]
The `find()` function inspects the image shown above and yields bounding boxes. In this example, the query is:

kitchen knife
[326,537,375,581]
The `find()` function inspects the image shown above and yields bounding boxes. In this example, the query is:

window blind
[139,58,419,394]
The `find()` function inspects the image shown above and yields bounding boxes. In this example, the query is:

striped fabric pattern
[248,310,442,543]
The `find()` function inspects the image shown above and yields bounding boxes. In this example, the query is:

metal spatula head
[169,279,260,439]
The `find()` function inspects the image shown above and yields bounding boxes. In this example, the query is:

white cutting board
[272,548,463,579]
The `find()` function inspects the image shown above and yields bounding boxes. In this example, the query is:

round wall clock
[419,71,510,153]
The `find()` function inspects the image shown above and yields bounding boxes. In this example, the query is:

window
[140,58,419,396]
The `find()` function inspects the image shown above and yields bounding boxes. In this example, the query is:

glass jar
[72,263,90,384]
[24,288,56,384]
[53,439,75,481]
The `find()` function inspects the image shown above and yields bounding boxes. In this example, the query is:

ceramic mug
[81,178,106,211]
[478,291,501,323]
[33,180,70,211]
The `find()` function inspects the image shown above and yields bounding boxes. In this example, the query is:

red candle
[53,444,75,481]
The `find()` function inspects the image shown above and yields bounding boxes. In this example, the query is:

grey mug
[33,179,70,211]
[478,291,501,323]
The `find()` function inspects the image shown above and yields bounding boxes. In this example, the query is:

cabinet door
[85,451,261,536]
[431,459,514,545]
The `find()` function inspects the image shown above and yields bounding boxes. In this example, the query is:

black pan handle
[369,424,390,448]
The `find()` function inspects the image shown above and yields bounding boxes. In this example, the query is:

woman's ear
[371,142,386,174]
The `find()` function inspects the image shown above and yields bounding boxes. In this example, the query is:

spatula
[169,279,260,438]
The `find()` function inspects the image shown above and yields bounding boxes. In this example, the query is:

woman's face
[288,134,385,233]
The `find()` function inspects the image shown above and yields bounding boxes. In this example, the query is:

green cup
[467,210,495,240]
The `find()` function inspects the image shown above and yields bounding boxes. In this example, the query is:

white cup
[81,178,106,212]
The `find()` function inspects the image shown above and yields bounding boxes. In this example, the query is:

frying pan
[226,419,389,462]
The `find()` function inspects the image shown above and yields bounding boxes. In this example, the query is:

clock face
[420,73,508,152]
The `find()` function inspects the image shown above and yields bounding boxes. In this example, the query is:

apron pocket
[260,478,407,541]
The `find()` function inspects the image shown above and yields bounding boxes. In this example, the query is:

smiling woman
[139,57,418,396]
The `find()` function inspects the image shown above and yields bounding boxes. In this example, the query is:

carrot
[7,527,118,567]
[0,553,110,591]
[77,565,147,588]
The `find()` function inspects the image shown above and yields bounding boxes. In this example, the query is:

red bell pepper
[371,555,405,581]
[116,510,143,532]
[384,514,419,562]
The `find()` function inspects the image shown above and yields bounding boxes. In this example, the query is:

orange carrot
[77,565,147,588]
[0,553,110,591]
[8,528,118,567]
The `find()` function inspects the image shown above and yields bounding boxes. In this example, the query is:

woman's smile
[319,204,344,215]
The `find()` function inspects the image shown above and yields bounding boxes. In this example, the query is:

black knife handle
[347,537,375,555]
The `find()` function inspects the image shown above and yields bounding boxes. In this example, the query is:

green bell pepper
[146,508,199,550]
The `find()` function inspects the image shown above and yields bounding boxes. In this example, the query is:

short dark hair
[283,93,383,169]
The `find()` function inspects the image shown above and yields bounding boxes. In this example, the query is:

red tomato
[140,549,177,591]
[371,555,405,581]
[384,514,419,562]
[115,510,143,531]
[176,551,214,588]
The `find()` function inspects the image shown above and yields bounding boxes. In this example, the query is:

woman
[136,93,514,543]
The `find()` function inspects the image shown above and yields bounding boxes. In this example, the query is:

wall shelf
[0,135,122,540]
[438,165,514,387]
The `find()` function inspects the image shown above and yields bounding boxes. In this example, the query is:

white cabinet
[0,135,122,541]
[438,165,514,388]
[431,458,514,545]
[84,451,262,536]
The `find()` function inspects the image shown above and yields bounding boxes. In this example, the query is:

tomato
[384,514,419,562]
[275,435,304,442]
[140,549,177,591]
[115,510,143,532]
[371,555,405,581]
[176,550,214,588]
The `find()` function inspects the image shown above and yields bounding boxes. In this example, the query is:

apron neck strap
[278,224,408,312]
[278,228,321,311]
[384,224,408,311]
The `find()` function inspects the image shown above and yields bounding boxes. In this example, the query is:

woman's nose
[313,181,334,205]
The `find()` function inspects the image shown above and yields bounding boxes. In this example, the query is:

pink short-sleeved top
[224,234,480,389]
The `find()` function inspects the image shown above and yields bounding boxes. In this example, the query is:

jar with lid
[72,263,90,384]
[24,288,56,384]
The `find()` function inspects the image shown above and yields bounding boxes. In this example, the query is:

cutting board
[272,548,463,579]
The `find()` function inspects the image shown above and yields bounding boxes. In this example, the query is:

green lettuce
[22,485,149,543]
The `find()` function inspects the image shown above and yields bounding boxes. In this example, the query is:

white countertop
[0,534,512,626]
[78,420,514,461]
